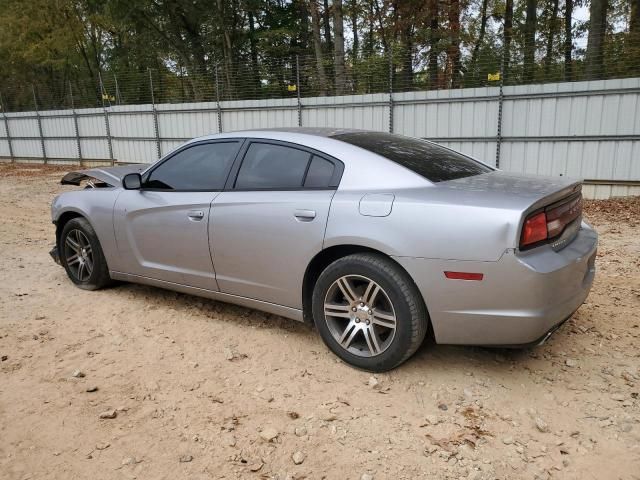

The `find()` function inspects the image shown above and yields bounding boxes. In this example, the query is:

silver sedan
[50,128,597,371]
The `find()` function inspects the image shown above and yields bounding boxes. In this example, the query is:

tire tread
[60,217,112,290]
[313,252,428,371]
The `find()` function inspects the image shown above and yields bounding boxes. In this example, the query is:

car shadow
[111,281,563,372]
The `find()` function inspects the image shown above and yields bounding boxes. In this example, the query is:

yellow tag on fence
[487,72,501,81]
[287,84,297,92]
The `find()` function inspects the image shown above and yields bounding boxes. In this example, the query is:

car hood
[61,164,146,187]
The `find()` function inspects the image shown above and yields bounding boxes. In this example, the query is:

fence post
[99,73,115,165]
[0,91,15,163]
[495,63,505,169]
[32,85,47,164]
[69,82,83,166]
[114,74,121,105]
[296,55,302,127]
[214,63,223,133]
[149,69,162,159]
[388,53,394,134]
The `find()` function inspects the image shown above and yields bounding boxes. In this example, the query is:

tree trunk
[564,0,573,81]
[503,0,514,80]
[372,0,389,53]
[629,0,640,66]
[447,0,462,88]
[632,0,640,33]
[247,9,261,97]
[216,0,234,97]
[333,0,346,94]
[297,0,310,52]
[470,0,489,80]
[322,0,332,50]
[523,0,537,82]
[544,0,559,79]
[350,0,359,58]
[428,0,439,86]
[399,24,414,90]
[585,0,608,79]
[310,0,328,95]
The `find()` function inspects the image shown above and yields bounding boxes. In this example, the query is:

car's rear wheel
[60,217,112,290]
[312,253,428,371]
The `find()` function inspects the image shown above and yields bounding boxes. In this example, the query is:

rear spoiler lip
[522,180,583,218]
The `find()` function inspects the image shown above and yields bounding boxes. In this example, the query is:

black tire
[312,253,428,372]
[60,217,112,290]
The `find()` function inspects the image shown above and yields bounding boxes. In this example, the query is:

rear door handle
[294,209,316,221]
[188,210,205,221]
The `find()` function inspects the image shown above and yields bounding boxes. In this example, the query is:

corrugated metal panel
[77,115,107,137]
[160,140,186,156]
[41,115,75,137]
[435,141,497,167]
[2,78,639,197]
[158,110,218,138]
[109,111,155,138]
[45,139,78,159]
[395,89,498,140]
[112,139,157,163]
[7,117,39,137]
[0,115,9,157]
[11,139,42,157]
[583,184,640,199]
[80,139,110,160]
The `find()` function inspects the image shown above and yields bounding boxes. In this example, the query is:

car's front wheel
[312,253,428,371]
[60,217,112,290]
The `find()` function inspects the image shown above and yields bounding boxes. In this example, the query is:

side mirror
[122,173,142,190]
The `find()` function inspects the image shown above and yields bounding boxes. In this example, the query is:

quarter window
[235,143,312,189]
[304,156,335,188]
[145,142,239,190]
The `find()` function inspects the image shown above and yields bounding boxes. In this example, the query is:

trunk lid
[437,170,584,251]
[440,170,581,212]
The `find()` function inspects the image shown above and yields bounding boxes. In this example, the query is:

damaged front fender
[60,164,146,187]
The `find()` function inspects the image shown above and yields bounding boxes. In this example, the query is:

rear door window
[235,143,312,189]
[333,132,492,182]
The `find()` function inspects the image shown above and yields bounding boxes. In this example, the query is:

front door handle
[188,210,205,221]
[294,209,316,221]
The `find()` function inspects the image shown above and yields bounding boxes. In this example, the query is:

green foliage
[0,0,638,111]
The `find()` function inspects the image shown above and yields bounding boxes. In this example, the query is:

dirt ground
[0,163,639,480]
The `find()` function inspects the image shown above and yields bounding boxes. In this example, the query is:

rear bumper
[394,221,598,346]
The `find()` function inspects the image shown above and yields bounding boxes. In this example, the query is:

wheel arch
[54,208,100,246]
[301,244,429,326]
[55,209,89,248]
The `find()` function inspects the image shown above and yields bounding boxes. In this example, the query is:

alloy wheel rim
[323,274,397,358]
[64,229,94,282]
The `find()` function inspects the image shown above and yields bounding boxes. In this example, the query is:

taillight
[520,211,548,247]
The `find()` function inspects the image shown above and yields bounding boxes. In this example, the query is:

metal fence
[1,76,639,199]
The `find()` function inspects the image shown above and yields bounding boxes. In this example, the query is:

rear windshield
[333,132,492,183]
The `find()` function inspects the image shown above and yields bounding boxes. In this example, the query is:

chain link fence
[1,31,640,112]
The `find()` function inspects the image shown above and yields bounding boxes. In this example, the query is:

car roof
[189,127,373,142]
[180,128,431,191]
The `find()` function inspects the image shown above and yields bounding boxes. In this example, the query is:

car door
[210,140,343,309]
[113,140,242,290]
